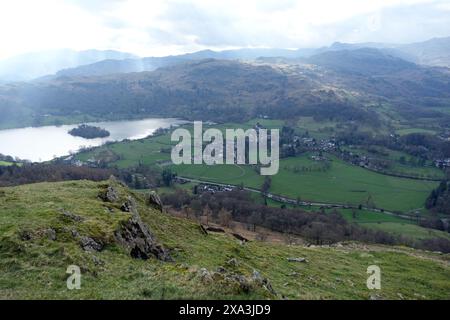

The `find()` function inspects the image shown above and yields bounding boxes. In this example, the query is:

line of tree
[161,188,450,253]
[0,163,115,187]
[426,180,450,215]
[0,161,175,191]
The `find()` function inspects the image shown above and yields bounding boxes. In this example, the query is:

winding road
[177,176,424,221]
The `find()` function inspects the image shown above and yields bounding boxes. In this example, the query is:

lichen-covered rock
[80,236,104,252]
[45,228,57,241]
[198,268,213,284]
[121,196,138,214]
[216,266,227,274]
[146,191,164,212]
[99,186,120,203]
[227,258,239,267]
[115,212,172,261]
[189,266,277,297]
[226,274,251,293]
[60,210,84,222]
[19,228,58,242]
[252,270,277,296]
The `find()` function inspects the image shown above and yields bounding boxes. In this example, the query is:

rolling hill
[1,49,450,129]
[52,48,303,78]
[0,178,449,299]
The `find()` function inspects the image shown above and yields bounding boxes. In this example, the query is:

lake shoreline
[0,117,187,162]
[0,113,186,131]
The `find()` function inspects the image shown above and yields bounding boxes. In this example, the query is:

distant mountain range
[0,49,137,81]
[1,37,449,83]
[47,48,304,79]
[32,36,450,79]
[304,48,418,76]
[324,37,450,67]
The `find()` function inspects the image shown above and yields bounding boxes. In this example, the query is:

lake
[0,118,186,162]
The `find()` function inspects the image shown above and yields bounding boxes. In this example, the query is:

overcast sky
[1,0,450,60]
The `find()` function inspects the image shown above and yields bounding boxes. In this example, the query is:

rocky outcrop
[80,236,104,252]
[97,180,171,261]
[227,258,239,267]
[115,211,172,262]
[198,268,213,284]
[19,228,57,242]
[99,185,120,203]
[120,196,138,214]
[44,228,57,241]
[194,266,277,296]
[252,270,277,296]
[146,191,164,212]
[60,210,84,222]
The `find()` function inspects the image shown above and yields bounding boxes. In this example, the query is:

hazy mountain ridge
[304,48,418,75]
[396,37,450,67]
[0,49,137,82]
[36,37,450,79]
[299,48,450,102]
[1,37,448,82]
[51,48,303,79]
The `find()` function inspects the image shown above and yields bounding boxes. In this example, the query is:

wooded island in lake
[68,124,110,139]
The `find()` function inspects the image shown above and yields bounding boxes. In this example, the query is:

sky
[0,0,450,60]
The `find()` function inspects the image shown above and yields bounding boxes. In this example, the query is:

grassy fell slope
[0,179,449,300]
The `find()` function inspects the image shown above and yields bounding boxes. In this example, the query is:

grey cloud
[64,0,450,51]
[317,1,450,46]
[153,1,298,48]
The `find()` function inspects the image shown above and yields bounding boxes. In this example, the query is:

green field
[395,128,437,136]
[337,209,450,241]
[0,180,449,299]
[339,209,415,224]
[247,198,445,241]
[171,154,437,212]
[75,129,446,241]
[161,187,436,239]
[341,146,444,179]
[296,117,338,138]
[271,156,436,212]
[363,222,450,241]
[76,133,173,169]
[75,121,439,213]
